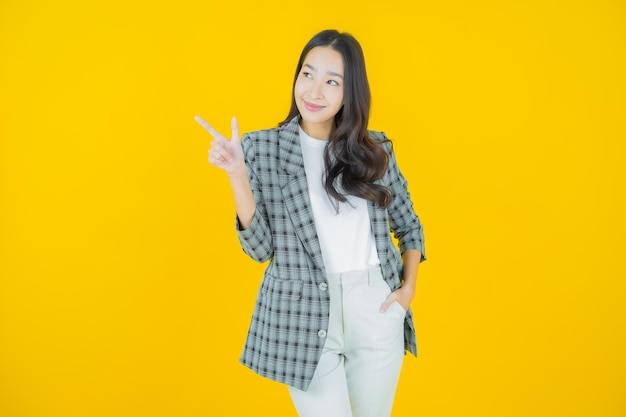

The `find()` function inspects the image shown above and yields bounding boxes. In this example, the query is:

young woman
[195,29,426,417]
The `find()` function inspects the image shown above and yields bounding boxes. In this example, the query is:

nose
[308,80,324,99]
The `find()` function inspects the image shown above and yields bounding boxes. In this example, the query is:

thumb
[379,292,398,313]
[231,116,240,143]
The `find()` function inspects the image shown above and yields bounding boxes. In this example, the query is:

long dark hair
[280,29,392,208]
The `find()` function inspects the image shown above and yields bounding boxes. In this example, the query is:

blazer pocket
[260,274,303,301]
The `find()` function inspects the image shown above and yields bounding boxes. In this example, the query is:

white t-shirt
[299,126,381,274]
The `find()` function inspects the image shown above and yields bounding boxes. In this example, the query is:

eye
[302,72,313,79]
[327,79,339,86]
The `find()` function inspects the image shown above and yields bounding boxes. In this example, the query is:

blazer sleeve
[235,133,274,263]
[383,135,426,262]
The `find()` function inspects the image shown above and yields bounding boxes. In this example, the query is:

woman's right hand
[194,115,244,176]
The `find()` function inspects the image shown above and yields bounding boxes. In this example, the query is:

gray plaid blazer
[236,115,426,391]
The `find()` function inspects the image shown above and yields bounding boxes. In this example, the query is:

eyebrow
[304,63,344,79]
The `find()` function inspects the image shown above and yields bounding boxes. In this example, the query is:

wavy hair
[280,29,391,208]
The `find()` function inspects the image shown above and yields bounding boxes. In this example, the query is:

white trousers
[288,266,406,417]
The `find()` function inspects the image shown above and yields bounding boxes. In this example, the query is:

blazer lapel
[368,198,391,262]
[279,116,326,273]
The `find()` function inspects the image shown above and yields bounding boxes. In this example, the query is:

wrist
[400,283,415,296]
[226,162,247,181]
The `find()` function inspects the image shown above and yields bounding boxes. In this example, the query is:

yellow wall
[1,1,625,416]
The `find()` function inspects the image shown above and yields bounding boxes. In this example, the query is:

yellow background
[1,0,625,416]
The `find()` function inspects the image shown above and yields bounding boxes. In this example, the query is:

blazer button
[318,282,328,291]
[317,329,327,338]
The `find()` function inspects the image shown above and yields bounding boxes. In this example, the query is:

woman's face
[294,46,345,140]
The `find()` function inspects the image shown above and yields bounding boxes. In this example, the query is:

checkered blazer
[236,115,426,391]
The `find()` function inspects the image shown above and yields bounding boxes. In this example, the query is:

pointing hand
[195,115,244,175]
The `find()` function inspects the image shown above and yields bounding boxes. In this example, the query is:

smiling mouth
[304,101,324,112]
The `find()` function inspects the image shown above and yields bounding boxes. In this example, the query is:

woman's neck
[299,120,333,141]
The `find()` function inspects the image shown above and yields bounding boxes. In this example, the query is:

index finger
[194,115,221,138]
